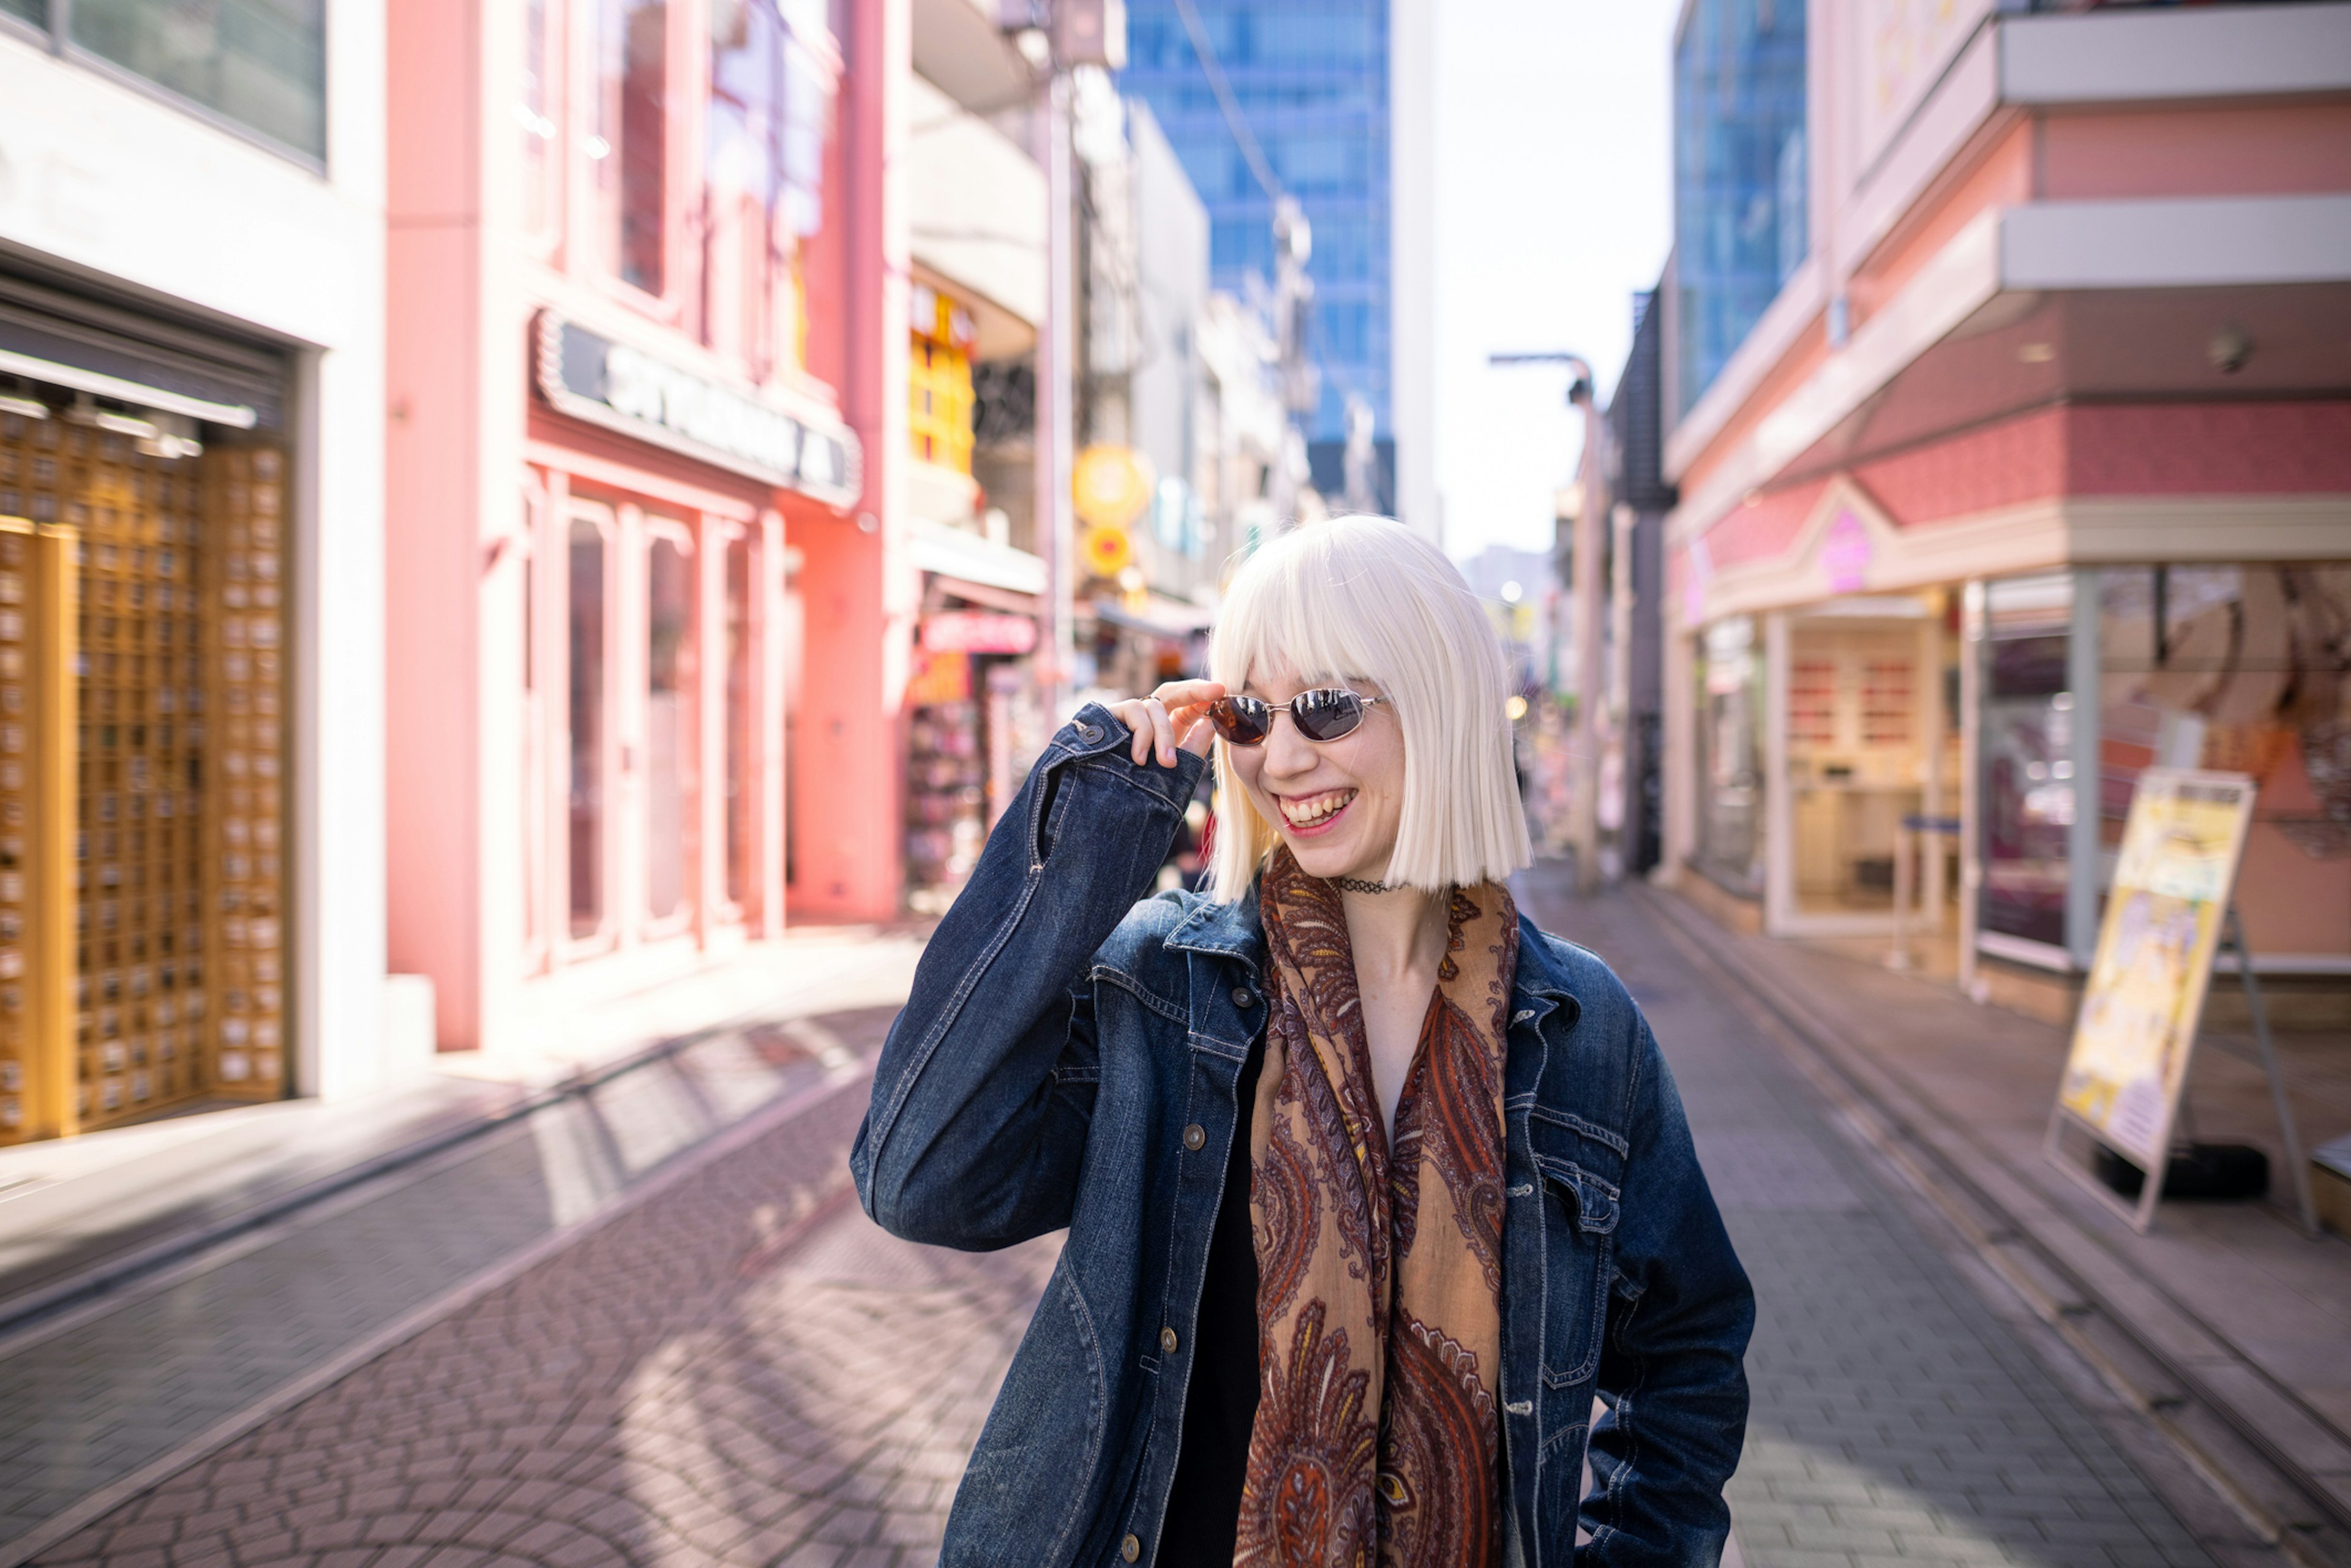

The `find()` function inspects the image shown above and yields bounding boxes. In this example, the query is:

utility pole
[1267,195,1318,529]
[1490,351,1603,895]
[1010,0,1122,714]
[1038,67,1076,713]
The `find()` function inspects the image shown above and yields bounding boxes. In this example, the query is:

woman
[853,517,1752,1567]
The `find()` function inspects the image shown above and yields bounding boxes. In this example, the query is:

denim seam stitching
[864,862,1044,1165]
[1527,1106,1629,1156]
[1088,968,1191,1030]
[1085,763,1196,812]
[1041,1269,1108,1568]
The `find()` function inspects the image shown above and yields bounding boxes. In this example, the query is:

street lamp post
[1490,352,1603,895]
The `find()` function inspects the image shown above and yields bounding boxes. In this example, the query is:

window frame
[572,0,696,324]
[4,0,330,171]
[520,0,569,260]
[700,514,754,930]
[640,511,702,941]
[560,494,621,959]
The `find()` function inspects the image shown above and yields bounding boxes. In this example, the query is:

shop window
[708,0,841,378]
[1980,573,2075,950]
[724,536,752,907]
[1694,615,1763,896]
[1787,617,1925,915]
[68,0,326,161]
[905,658,984,915]
[646,528,694,924]
[568,515,609,938]
[598,0,669,296]
[1673,0,1808,415]
[2095,564,2351,961]
[909,285,977,475]
[520,0,561,243]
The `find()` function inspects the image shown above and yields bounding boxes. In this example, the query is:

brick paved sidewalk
[15,870,2284,1568]
[0,1010,895,1562]
[28,1058,1056,1568]
[1520,869,2240,1568]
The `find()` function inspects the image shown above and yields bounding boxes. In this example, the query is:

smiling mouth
[1278,788,1357,834]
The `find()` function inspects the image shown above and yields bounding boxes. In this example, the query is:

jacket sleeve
[852,703,1208,1251]
[1580,1018,1755,1566]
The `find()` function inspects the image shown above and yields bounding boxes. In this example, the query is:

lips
[1278,788,1357,833]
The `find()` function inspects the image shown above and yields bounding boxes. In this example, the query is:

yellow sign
[2058,768,2257,1171]
[1081,523,1133,579]
[1073,445,1155,529]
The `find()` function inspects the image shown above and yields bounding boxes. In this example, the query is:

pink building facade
[1657,2,2351,1021]
[387,0,924,1055]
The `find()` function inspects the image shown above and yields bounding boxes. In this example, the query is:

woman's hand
[1106,680,1226,769]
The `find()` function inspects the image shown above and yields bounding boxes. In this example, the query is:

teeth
[1281,789,1355,826]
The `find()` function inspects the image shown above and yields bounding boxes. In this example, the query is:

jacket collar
[1508,909,1581,1032]
[1162,883,1265,981]
[1163,882,1581,1027]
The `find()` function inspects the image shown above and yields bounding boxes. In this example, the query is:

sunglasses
[1207,688,1390,746]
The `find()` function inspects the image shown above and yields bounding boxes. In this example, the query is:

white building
[0,0,397,1141]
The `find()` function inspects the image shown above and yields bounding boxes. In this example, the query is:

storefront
[1672,472,2351,1021]
[0,0,389,1139]
[1975,563,2351,1011]
[894,268,1054,915]
[385,0,874,1052]
[900,523,1051,914]
[515,313,859,1008]
[0,287,301,1140]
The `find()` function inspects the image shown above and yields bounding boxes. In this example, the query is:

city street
[6,861,2299,1568]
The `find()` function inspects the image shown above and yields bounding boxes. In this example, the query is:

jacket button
[1122,1533,1142,1561]
[1231,986,1256,1009]
[1076,722,1103,743]
[1182,1123,1205,1151]
[1160,1326,1179,1355]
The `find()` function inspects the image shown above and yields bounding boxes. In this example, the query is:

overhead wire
[1166,0,1283,202]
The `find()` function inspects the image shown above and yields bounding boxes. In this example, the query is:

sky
[1429,0,1681,565]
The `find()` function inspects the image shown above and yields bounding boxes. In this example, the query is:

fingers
[1153,680,1226,759]
[1149,699,1181,767]
[1177,708,1217,757]
[1150,678,1226,707]
[1104,683,1225,768]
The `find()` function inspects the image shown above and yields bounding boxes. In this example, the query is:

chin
[1281,835,1372,883]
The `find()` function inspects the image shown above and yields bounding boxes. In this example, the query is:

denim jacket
[853,706,1753,1567]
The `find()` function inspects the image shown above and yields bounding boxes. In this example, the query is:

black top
[1155,1039,1265,1567]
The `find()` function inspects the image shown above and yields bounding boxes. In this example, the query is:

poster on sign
[2050,768,2258,1228]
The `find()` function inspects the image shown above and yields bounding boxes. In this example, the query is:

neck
[1336,880,1450,983]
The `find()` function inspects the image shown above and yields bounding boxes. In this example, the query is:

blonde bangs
[1204,516,1532,902]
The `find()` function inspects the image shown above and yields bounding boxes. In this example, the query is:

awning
[905,514,1047,596]
[1093,593,1217,642]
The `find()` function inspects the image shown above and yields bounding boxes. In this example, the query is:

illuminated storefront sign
[534,312,861,506]
[921,611,1038,656]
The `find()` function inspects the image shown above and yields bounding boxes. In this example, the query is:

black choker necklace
[1330,876,1400,895]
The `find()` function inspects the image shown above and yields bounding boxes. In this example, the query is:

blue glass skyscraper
[1120,1,1391,452]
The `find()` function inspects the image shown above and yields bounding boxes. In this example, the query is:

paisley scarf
[1237,847,1518,1568]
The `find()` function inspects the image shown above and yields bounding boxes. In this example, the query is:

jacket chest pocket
[1536,1156,1619,1390]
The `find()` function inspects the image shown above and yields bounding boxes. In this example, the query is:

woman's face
[1226,660,1406,885]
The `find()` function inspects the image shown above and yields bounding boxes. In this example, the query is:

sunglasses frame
[1208,688,1390,747]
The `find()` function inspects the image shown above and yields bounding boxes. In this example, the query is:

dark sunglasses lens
[1292,689,1367,741]
[1209,696,1273,744]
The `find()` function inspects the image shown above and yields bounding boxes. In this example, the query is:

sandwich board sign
[2049,768,2259,1232]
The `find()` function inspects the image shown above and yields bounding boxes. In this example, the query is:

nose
[1259,708,1320,781]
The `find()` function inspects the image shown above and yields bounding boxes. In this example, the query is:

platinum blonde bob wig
[1205,515,1532,901]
